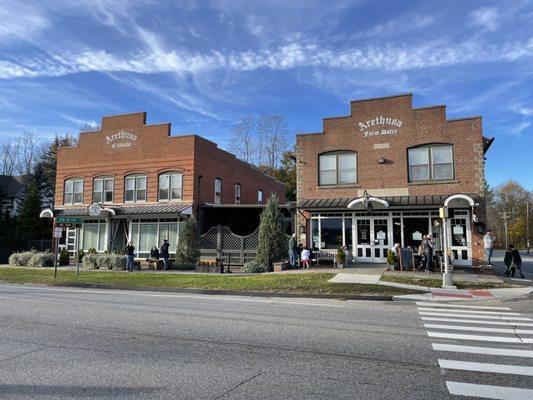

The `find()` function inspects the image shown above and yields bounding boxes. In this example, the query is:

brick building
[42,112,285,259]
[296,94,493,266]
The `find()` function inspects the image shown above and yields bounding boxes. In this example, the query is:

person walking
[508,244,525,278]
[301,246,311,269]
[125,242,135,272]
[483,229,496,266]
[160,239,170,271]
[503,246,513,277]
[422,234,434,273]
[288,233,297,268]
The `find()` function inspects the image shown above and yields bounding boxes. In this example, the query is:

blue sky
[0,0,532,189]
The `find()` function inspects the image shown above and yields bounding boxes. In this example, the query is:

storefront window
[319,152,357,185]
[159,172,182,201]
[64,178,84,205]
[344,218,352,249]
[311,218,320,250]
[403,217,430,248]
[408,145,453,181]
[320,218,343,249]
[130,219,179,258]
[124,175,147,202]
[93,177,114,203]
[82,221,106,252]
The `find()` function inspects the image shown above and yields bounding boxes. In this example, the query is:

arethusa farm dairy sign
[105,130,137,149]
[358,115,403,138]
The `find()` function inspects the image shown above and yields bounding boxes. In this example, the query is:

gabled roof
[0,175,28,198]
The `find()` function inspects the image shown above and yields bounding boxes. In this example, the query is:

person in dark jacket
[160,239,170,271]
[422,234,435,273]
[503,247,513,277]
[288,234,297,268]
[508,245,525,278]
[125,242,135,272]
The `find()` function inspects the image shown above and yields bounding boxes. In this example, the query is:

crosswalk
[416,301,533,399]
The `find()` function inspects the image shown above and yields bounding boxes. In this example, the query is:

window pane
[136,189,146,201]
[104,179,113,191]
[64,193,73,204]
[94,179,103,192]
[408,148,429,166]
[137,176,146,190]
[104,190,113,203]
[159,175,169,190]
[433,163,453,180]
[98,224,106,252]
[319,154,336,170]
[93,191,102,203]
[320,170,337,185]
[171,187,181,200]
[139,224,157,253]
[170,174,181,189]
[432,146,452,164]
[409,165,430,181]
[320,218,343,249]
[74,192,83,203]
[83,225,98,251]
[339,153,356,170]
[65,180,73,193]
[339,169,356,184]
[125,177,135,191]
[74,180,83,193]
[125,190,134,202]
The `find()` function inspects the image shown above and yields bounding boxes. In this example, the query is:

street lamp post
[440,206,455,288]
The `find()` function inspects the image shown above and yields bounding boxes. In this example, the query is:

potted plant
[335,247,346,268]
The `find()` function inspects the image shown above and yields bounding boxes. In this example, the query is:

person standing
[422,234,434,273]
[160,239,170,271]
[483,229,496,266]
[125,242,135,272]
[288,233,297,268]
[503,246,513,277]
[301,246,311,269]
[509,244,525,278]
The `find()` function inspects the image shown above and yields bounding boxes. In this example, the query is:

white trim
[102,207,116,216]
[347,196,389,209]
[443,193,477,207]
[39,209,54,218]
[446,381,533,400]
[432,343,533,358]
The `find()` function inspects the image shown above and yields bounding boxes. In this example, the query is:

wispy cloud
[0,1,49,42]
[471,7,500,31]
[1,37,532,80]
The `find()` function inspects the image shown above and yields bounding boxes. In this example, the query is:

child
[301,247,311,269]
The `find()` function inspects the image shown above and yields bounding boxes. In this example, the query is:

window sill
[317,184,360,189]
[407,180,459,186]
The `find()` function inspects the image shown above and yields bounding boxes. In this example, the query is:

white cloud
[0,37,532,80]
[517,107,533,116]
[0,1,49,42]
[471,7,500,31]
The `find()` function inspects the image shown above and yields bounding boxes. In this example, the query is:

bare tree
[229,115,257,165]
[16,131,39,175]
[257,115,289,175]
[0,140,19,175]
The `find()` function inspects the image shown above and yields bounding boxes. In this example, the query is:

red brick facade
[55,112,285,211]
[296,94,490,266]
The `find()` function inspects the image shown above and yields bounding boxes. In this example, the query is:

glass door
[354,217,390,263]
[372,218,389,262]
[355,218,372,261]
[448,211,472,266]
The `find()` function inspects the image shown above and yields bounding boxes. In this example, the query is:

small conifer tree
[256,195,287,269]
[176,216,200,264]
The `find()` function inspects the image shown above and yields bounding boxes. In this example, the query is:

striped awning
[50,203,193,217]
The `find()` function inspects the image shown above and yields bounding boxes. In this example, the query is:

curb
[51,282,395,301]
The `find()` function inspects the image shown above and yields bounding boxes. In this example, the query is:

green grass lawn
[380,274,513,290]
[0,267,420,297]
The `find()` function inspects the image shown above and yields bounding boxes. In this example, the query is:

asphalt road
[490,250,533,281]
[0,284,532,399]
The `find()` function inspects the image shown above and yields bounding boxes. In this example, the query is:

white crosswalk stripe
[424,323,533,335]
[421,316,533,327]
[416,302,511,310]
[416,303,533,398]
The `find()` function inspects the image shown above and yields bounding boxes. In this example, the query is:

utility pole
[499,212,510,249]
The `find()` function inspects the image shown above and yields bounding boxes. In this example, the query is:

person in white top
[483,229,496,266]
[301,247,311,269]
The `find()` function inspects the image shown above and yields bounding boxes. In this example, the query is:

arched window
[319,151,357,185]
[64,178,83,205]
[93,176,114,203]
[214,178,222,204]
[124,174,147,202]
[158,172,182,201]
[235,183,241,204]
[408,144,454,181]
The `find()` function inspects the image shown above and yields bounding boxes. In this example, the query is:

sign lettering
[358,115,402,138]
[105,130,137,149]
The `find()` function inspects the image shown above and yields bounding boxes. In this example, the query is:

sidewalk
[327,263,533,302]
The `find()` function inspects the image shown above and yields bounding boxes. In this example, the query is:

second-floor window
[408,145,454,182]
[124,175,147,202]
[235,183,241,204]
[214,178,222,204]
[64,178,83,205]
[319,152,357,185]
[93,177,114,203]
[159,172,182,201]
[257,189,264,204]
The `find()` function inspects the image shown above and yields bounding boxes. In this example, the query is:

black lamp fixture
[377,156,386,164]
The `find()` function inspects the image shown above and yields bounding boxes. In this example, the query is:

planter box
[195,265,221,273]
[273,261,289,272]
